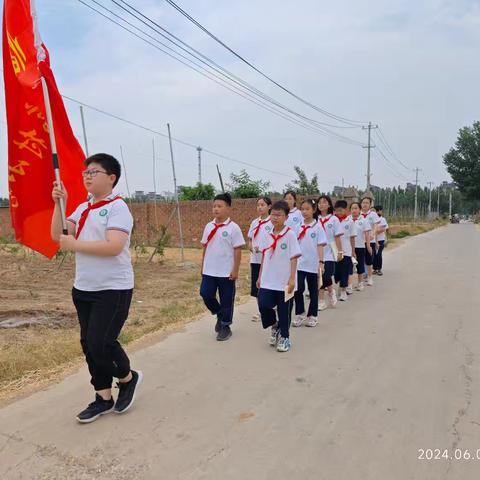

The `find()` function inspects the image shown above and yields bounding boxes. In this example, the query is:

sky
[1,0,480,198]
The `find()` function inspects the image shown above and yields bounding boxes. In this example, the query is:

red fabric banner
[2,0,86,258]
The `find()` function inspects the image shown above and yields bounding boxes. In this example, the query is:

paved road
[1,224,480,480]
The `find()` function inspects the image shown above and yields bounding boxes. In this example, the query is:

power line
[163,0,368,126]
[375,127,410,170]
[78,0,364,146]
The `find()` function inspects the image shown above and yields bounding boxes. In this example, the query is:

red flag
[2,0,86,258]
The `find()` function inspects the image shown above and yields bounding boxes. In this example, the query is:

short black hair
[301,198,316,210]
[361,196,373,205]
[257,196,273,212]
[374,205,383,211]
[334,200,348,209]
[84,153,121,187]
[214,192,232,206]
[271,200,289,216]
[350,201,361,209]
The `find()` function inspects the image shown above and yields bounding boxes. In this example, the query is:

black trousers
[294,270,319,317]
[250,263,261,297]
[320,261,336,289]
[257,288,293,338]
[200,275,236,326]
[373,240,385,271]
[355,248,366,275]
[335,256,353,288]
[365,242,377,266]
[72,288,132,391]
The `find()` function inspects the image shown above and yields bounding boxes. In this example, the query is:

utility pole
[449,190,452,219]
[427,181,433,218]
[197,146,202,184]
[362,121,378,191]
[341,177,345,198]
[414,167,421,222]
[437,187,440,216]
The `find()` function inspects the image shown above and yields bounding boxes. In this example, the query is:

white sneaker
[329,290,338,307]
[356,282,365,292]
[305,316,318,327]
[318,301,328,311]
[346,286,353,295]
[292,315,305,327]
[339,291,348,302]
[269,326,280,346]
[367,277,374,286]
[276,337,291,352]
[251,314,260,322]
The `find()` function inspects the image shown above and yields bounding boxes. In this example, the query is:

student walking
[317,195,343,310]
[200,193,245,341]
[293,199,327,328]
[373,205,389,275]
[257,201,301,352]
[283,190,303,235]
[247,197,273,321]
[51,153,142,424]
[350,201,371,291]
[361,196,381,286]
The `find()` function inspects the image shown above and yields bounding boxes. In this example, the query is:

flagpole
[41,76,68,234]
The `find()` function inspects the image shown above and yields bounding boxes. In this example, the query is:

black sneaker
[77,394,114,423]
[377,270,383,276]
[216,325,232,341]
[114,370,143,414]
[215,317,221,333]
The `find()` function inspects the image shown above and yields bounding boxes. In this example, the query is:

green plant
[391,230,411,239]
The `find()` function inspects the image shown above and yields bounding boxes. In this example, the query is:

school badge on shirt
[222,231,228,237]
[99,209,108,217]
[311,232,316,238]
[281,243,287,250]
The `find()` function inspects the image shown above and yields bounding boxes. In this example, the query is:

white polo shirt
[247,216,273,264]
[337,216,356,257]
[362,210,381,243]
[201,218,245,277]
[318,214,343,262]
[259,226,302,292]
[352,216,371,249]
[285,208,303,234]
[297,220,327,274]
[377,216,389,242]
[67,195,134,292]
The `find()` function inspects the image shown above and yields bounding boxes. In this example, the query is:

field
[0,221,443,405]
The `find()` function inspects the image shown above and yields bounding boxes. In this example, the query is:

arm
[256,254,265,289]
[287,257,299,294]
[51,181,74,241]
[59,230,128,256]
[335,235,343,261]
[350,235,356,258]
[318,244,325,273]
[229,247,242,280]
[365,230,372,255]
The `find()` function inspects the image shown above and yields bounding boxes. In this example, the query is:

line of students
[200,191,388,353]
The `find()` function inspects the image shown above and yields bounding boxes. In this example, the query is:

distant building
[441,181,455,189]
[406,182,416,191]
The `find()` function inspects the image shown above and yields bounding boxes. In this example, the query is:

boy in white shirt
[373,205,389,276]
[257,201,301,352]
[51,153,142,424]
[334,200,356,302]
[200,193,245,341]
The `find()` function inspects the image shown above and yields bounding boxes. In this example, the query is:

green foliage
[284,166,320,195]
[391,230,411,239]
[228,170,270,199]
[153,225,171,257]
[443,121,480,200]
[178,183,216,201]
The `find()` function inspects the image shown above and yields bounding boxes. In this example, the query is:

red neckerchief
[361,212,369,218]
[319,214,331,230]
[205,219,230,247]
[297,220,317,241]
[352,216,359,223]
[75,196,122,239]
[252,216,270,239]
[336,214,348,223]
[263,227,290,256]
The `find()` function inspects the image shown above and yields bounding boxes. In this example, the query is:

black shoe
[77,394,114,423]
[114,370,143,414]
[377,270,383,276]
[216,325,232,341]
[215,317,221,333]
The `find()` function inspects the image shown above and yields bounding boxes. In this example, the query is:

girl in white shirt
[284,190,303,235]
[293,199,327,328]
[316,195,344,310]
[247,197,272,321]
[350,202,371,291]
[373,205,389,275]
[361,196,380,286]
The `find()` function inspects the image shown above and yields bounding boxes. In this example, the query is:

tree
[443,121,480,200]
[284,166,319,195]
[178,183,216,201]
[228,170,270,198]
